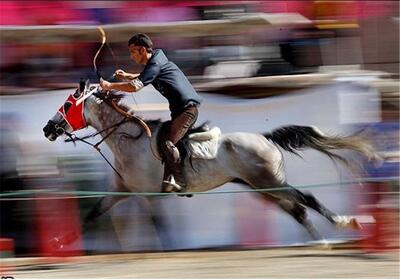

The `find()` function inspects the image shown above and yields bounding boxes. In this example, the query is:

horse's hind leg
[285,187,362,230]
[261,190,323,241]
[236,179,324,241]
[291,188,336,223]
[271,185,337,224]
[276,198,323,241]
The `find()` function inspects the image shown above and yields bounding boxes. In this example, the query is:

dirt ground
[2,247,399,279]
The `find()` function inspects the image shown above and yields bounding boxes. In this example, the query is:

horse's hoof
[316,240,333,250]
[333,216,363,230]
[177,194,193,198]
[308,239,333,250]
[349,218,363,230]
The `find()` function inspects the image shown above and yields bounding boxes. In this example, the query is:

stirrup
[162,176,182,193]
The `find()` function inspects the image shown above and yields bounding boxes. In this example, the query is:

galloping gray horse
[43,79,379,247]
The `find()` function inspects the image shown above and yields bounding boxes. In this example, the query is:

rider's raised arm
[99,79,140,93]
[100,55,161,93]
[109,58,160,93]
[114,69,140,81]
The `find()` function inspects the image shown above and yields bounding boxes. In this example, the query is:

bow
[93,26,106,80]
[92,26,152,138]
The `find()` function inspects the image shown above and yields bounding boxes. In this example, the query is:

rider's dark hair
[128,33,153,53]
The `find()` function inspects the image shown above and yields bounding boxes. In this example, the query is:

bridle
[62,27,160,180]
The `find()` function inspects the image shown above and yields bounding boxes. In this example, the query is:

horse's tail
[263,125,381,169]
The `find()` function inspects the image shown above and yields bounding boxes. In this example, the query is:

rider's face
[129,45,147,65]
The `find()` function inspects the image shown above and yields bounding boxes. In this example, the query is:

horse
[43,79,380,248]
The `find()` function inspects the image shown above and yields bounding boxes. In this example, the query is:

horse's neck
[84,97,148,155]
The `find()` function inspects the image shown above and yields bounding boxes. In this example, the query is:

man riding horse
[100,33,202,193]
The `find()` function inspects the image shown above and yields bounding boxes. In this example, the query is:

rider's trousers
[161,104,198,186]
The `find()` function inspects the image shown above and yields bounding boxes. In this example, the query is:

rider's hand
[114,69,127,80]
[99,78,112,91]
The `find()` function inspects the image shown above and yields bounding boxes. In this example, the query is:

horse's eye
[64,102,72,113]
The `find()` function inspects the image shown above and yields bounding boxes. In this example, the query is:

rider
[100,33,202,193]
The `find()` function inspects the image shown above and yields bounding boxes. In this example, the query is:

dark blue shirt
[138,49,202,118]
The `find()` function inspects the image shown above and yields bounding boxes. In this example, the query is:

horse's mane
[107,90,125,103]
[106,90,162,129]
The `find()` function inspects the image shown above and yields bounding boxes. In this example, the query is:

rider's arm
[103,60,160,92]
[100,78,143,93]
[114,69,140,81]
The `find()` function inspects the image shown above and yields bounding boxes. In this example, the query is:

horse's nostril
[55,127,64,136]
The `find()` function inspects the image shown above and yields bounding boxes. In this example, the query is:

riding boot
[161,141,186,193]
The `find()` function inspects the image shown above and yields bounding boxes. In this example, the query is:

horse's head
[43,79,92,141]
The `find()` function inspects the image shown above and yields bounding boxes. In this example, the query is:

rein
[64,117,129,180]
[98,94,161,161]
[109,99,152,138]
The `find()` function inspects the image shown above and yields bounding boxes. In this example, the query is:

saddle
[157,121,221,163]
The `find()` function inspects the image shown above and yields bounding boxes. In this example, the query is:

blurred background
[0,0,398,258]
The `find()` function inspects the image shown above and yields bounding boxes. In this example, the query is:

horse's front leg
[50,181,129,249]
[84,194,128,225]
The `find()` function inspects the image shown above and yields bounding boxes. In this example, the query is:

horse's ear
[79,79,86,93]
